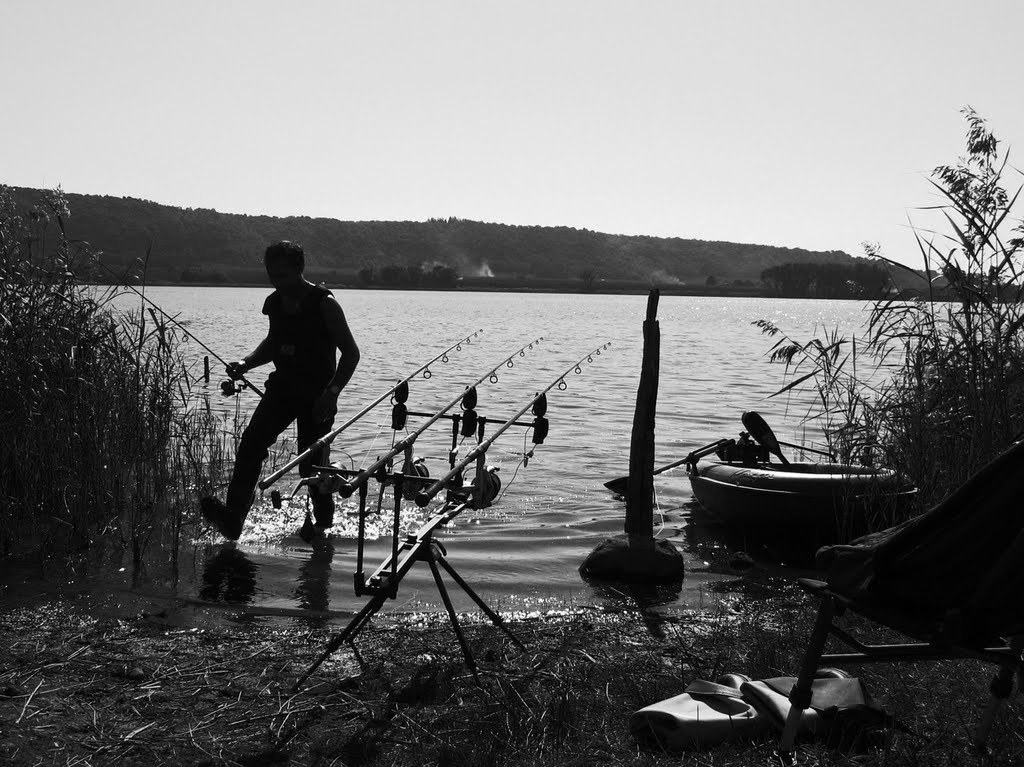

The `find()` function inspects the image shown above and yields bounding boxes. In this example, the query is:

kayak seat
[779,439,1024,758]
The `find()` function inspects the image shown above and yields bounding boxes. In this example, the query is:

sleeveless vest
[262,285,337,392]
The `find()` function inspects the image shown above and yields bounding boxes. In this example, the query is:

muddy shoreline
[3,580,1022,767]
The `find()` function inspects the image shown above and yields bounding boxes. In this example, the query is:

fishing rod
[336,337,545,499]
[89,253,265,397]
[259,329,484,491]
[416,342,611,507]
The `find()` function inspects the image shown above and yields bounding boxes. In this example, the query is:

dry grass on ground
[1,581,1022,767]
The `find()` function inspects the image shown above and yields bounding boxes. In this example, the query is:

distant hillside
[8,186,877,291]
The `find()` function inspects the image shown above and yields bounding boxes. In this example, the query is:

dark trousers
[226,378,335,530]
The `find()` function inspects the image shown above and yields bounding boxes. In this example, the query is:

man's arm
[242,336,275,371]
[227,335,273,379]
[322,296,360,393]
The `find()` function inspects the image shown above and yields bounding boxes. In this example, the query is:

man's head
[264,241,305,291]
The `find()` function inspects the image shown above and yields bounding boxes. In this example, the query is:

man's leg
[221,390,295,538]
[297,412,335,528]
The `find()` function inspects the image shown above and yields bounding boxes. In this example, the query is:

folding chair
[779,439,1024,757]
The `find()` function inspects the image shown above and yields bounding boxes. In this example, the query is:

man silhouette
[202,240,360,542]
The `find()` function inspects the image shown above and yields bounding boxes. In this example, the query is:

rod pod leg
[435,555,524,650]
[292,592,388,693]
[423,543,480,680]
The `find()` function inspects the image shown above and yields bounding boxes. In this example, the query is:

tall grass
[0,186,232,573]
[757,108,1024,515]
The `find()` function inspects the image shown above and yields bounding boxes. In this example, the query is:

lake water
[4,288,878,626]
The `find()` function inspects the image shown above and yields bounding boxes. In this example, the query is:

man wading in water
[201,241,360,542]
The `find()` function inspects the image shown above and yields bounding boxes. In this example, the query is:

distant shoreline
[94,278,816,300]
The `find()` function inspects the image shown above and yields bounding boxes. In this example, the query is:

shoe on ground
[200,496,241,541]
[630,672,767,750]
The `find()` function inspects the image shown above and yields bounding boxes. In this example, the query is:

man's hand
[312,387,340,423]
[226,360,248,381]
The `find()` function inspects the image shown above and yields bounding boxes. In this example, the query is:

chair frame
[779,578,1024,756]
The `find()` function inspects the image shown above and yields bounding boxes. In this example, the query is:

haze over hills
[9,186,878,291]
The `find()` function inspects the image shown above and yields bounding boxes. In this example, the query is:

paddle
[603,456,689,495]
[603,439,729,494]
[741,411,790,465]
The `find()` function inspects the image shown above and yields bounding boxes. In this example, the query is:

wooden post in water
[624,289,659,548]
[580,289,684,582]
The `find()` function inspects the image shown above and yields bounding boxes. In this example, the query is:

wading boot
[200,496,243,541]
[298,511,331,545]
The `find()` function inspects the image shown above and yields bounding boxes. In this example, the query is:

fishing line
[325,448,355,473]
[491,426,536,504]
[651,484,668,538]
[87,251,266,397]
[355,415,391,473]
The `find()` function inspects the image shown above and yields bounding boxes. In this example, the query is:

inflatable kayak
[684,414,916,553]
[689,460,915,541]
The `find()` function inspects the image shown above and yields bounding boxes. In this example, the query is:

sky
[3,1,1023,266]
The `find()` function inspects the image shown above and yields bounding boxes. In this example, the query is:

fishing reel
[475,466,502,507]
[464,466,501,509]
[401,456,430,501]
[220,378,247,397]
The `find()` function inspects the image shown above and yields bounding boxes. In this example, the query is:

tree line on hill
[7,185,901,297]
[760,261,892,298]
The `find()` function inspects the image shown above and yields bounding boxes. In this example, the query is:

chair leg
[779,596,836,756]
[973,635,1024,751]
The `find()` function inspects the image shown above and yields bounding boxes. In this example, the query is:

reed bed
[0,186,234,567]
[757,109,1024,518]
[2,577,1022,766]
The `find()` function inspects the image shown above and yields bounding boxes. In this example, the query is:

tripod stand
[293,489,524,692]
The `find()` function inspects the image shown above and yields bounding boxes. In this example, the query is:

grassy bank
[2,577,1021,766]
